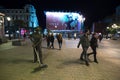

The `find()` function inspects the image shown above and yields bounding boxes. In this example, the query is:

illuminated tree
[108,27,117,34]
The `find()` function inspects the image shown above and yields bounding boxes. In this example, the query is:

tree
[109,28,117,34]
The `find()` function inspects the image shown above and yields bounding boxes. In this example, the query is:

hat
[35,27,40,31]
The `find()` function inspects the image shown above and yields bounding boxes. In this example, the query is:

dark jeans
[88,46,97,62]
[80,47,89,64]
[47,41,50,48]
[58,40,62,49]
[33,45,43,64]
[50,41,54,48]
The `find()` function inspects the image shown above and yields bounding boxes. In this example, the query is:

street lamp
[7,17,11,40]
[106,27,110,39]
[107,27,109,29]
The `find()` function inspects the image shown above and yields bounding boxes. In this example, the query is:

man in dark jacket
[88,33,98,63]
[50,33,54,49]
[77,29,90,66]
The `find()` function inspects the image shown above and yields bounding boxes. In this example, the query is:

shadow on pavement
[0,58,33,64]
[56,59,85,69]
[31,65,48,73]
[42,46,60,50]
[11,59,33,63]
[62,59,85,65]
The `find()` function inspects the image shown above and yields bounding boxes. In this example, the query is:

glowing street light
[6,17,11,40]
[107,27,109,29]
[7,17,11,21]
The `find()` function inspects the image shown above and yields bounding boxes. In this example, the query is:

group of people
[77,29,99,66]
[46,33,63,50]
[29,27,100,67]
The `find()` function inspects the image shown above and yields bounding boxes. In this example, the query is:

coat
[77,34,90,48]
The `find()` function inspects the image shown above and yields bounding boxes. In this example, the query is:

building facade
[0,4,39,33]
[0,13,5,38]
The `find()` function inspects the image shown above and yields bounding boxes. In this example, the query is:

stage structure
[45,11,85,34]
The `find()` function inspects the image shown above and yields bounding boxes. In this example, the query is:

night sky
[0,0,120,28]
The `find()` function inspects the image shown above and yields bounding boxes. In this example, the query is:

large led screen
[45,12,84,31]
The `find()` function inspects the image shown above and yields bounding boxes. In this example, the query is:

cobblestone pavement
[0,39,120,80]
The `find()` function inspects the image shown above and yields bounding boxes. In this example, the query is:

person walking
[77,29,90,66]
[57,33,63,50]
[29,28,47,67]
[88,33,99,63]
[50,33,55,49]
[98,34,103,43]
[23,33,27,41]
[46,33,51,48]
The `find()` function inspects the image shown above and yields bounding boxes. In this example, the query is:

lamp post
[7,17,11,40]
[106,27,110,39]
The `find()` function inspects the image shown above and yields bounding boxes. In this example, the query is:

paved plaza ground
[0,38,120,80]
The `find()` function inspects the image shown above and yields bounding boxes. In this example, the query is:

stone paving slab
[0,39,120,80]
